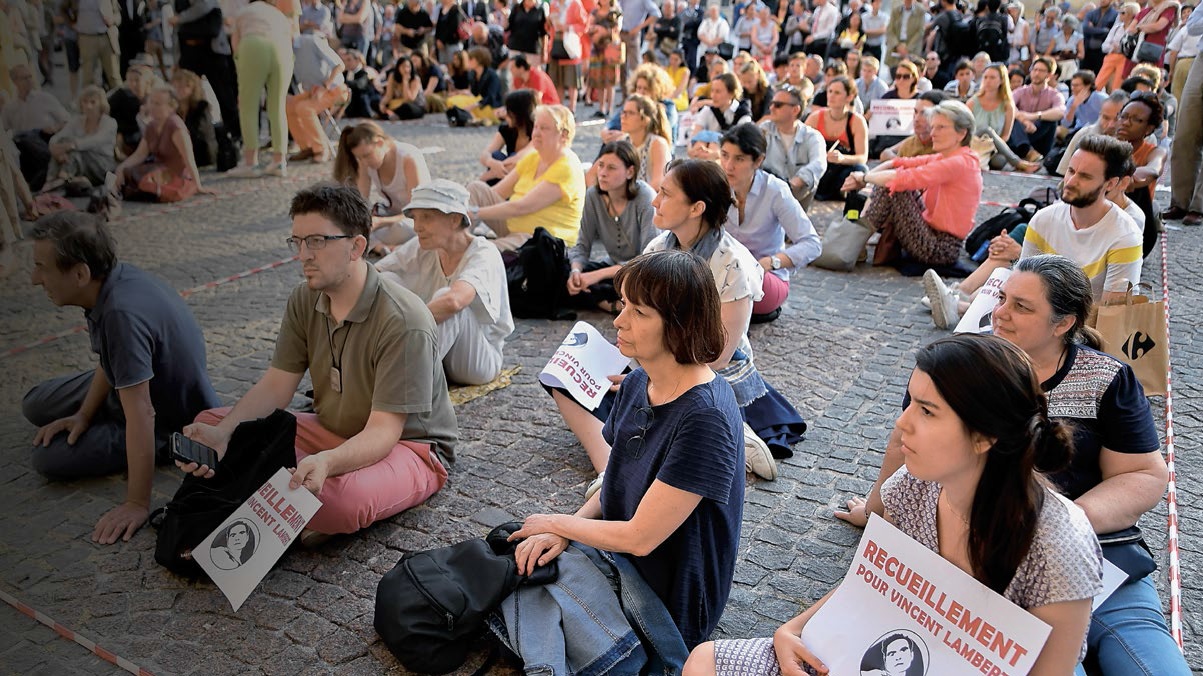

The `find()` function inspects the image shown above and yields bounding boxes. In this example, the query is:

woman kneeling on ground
[512,249,745,650]
[842,255,1186,676]
[334,121,432,250]
[568,140,657,311]
[688,332,1103,676]
[843,99,982,267]
[550,159,807,489]
[467,104,586,251]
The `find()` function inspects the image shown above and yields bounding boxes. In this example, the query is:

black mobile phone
[171,432,219,468]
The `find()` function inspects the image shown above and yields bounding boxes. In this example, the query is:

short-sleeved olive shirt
[272,264,458,464]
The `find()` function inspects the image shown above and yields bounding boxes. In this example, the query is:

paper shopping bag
[1094,288,1168,396]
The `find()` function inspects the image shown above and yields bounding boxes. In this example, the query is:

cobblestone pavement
[0,113,1199,675]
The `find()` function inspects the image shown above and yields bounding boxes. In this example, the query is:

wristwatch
[770,256,782,270]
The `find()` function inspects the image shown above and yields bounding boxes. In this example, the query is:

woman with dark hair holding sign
[843,255,1185,676]
[685,333,1103,676]
[512,249,744,650]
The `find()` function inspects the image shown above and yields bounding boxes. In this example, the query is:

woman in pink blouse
[842,100,983,267]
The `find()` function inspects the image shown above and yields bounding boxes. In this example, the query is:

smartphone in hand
[171,432,218,470]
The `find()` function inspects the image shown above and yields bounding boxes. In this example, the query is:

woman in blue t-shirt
[511,249,745,649]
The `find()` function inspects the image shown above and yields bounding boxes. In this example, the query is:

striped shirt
[1021,201,1143,299]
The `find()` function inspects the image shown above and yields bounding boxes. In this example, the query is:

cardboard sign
[955,268,1011,335]
[196,468,322,611]
[868,99,918,138]
[538,321,630,411]
[799,515,1052,676]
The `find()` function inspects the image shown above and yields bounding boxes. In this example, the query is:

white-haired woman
[45,85,117,191]
[844,100,983,267]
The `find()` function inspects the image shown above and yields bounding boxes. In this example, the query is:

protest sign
[539,321,630,410]
[800,515,1051,676]
[196,468,322,611]
[867,99,918,138]
[955,268,1011,335]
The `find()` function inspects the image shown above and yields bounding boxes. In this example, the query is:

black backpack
[941,12,975,62]
[504,227,577,320]
[151,410,298,577]
[374,522,558,675]
[975,12,1009,62]
[964,192,1052,257]
[214,122,240,173]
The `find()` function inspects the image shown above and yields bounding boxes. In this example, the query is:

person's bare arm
[92,381,156,544]
[427,280,478,323]
[290,409,407,494]
[1026,599,1095,676]
[710,297,752,370]
[171,126,211,193]
[1075,448,1168,534]
[477,179,564,220]
[1131,146,1165,188]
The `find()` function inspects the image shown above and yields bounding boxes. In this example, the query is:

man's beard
[1062,182,1105,208]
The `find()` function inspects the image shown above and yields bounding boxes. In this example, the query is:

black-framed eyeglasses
[894,72,912,79]
[286,234,355,252]
[626,405,655,458]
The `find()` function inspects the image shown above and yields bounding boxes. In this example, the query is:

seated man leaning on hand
[180,183,457,538]
[376,180,514,386]
[24,213,220,545]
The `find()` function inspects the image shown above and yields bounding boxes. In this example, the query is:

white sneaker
[264,161,287,177]
[743,423,778,481]
[225,163,261,178]
[923,269,960,330]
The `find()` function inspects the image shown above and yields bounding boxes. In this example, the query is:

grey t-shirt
[84,263,220,438]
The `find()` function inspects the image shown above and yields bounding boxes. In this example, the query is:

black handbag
[1134,39,1165,63]
[374,522,558,675]
[1098,526,1157,583]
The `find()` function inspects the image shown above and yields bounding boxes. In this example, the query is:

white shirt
[810,2,840,40]
[698,16,730,45]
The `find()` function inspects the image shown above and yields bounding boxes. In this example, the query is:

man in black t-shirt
[396,0,434,52]
[24,213,220,545]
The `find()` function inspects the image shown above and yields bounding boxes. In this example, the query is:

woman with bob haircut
[513,249,745,650]
[551,159,807,491]
[568,140,657,311]
[333,121,432,248]
[687,332,1103,676]
[843,100,983,267]
[843,254,1183,676]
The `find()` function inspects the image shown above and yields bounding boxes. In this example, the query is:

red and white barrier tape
[1158,232,1184,650]
[0,587,155,675]
[0,256,298,360]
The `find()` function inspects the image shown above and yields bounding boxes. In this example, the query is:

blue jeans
[1075,574,1191,676]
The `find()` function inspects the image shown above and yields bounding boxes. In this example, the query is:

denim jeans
[1075,574,1191,676]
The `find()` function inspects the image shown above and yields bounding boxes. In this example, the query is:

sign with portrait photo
[954,268,1011,335]
[798,515,1052,676]
[539,321,631,411]
[867,99,918,138]
[195,468,322,611]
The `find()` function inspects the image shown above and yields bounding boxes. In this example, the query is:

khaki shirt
[272,264,458,463]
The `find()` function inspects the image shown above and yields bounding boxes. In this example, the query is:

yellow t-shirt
[667,65,690,111]
[506,150,585,246]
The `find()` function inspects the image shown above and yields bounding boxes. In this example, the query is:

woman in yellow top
[467,105,586,250]
[666,50,691,112]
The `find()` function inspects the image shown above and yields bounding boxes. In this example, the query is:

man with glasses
[1008,56,1066,162]
[179,183,457,543]
[24,213,219,545]
[758,85,827,209]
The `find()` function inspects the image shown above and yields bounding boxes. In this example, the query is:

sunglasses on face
[895,72,913,79]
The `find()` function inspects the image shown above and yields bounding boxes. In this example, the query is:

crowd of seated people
[4,0,1193,672]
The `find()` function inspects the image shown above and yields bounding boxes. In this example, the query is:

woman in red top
[804,75,869,201]
[1125,0,1179,77]
[844,100,983,267]
[548,0,589,113]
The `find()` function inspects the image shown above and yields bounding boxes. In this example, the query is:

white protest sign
[868,99,918,138]
[539,321,630,411]
[196,468,322,612]
[800,515,1051,676]
[955,268,1011,335]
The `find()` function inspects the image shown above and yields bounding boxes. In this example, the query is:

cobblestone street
[0,115,1199,675]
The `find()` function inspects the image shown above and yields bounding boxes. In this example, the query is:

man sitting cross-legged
[179,183,457,539]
